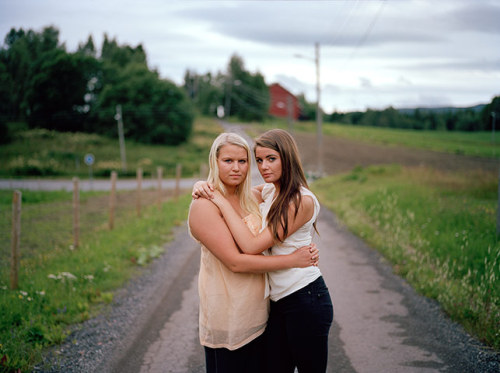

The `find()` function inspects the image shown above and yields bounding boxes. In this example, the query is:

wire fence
[0,166,196,288]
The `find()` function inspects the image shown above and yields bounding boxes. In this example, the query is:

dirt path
[292,131,499,175]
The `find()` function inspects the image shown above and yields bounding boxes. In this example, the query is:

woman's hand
[293,243,320,268]
[192,181,214,200]
[208,190,228,209]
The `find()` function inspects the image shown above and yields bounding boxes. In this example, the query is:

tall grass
[312,165,500,350]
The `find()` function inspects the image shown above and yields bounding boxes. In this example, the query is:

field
[1,117,499,371]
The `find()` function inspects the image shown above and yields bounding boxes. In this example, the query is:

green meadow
[312,165,499,350]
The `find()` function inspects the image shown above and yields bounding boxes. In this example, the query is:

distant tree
[25,49,99,131]
[0,26,99,132]
[297,93,316,121]
[0,27,63,121]
[326,111,346,123]
[455,109,480,131]
[224,54,269,121]
[482,96,500,131]
[184,70,224,116]
[93,60,194,145]
[77,35,97,58]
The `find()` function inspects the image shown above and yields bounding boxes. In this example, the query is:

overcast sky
[1,0,499,113]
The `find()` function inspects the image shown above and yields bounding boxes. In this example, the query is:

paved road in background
[0,178,197,191]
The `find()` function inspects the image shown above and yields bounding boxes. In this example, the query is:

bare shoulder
[189,198,220,218]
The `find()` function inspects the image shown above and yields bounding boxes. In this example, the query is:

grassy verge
[0,190,192,372]
[311,165,499,350]
[0,117,222,178]
[245,118,499,158]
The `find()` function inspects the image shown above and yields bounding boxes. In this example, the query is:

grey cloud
[359,77,373,88]
[399,59,500,72]
[176,2,445,48]
[448,1,500,34]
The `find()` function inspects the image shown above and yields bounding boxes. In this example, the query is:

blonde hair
[207,132,261,218]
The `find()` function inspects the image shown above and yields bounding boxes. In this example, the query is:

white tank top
[260,183,322,301]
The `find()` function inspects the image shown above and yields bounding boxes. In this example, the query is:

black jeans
[265,276,334,373]
[204,332,266,373]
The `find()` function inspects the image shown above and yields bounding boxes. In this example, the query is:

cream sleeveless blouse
[197,213,269,350]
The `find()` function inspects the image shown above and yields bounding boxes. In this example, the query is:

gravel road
[33,124,499,372]
[35,213,500,372]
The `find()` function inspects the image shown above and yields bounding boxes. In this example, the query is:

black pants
[204,332,266,373]
[265,276,334,373]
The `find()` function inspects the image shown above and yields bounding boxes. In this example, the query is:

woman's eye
[256,159,262,164]
[239,160,247,164]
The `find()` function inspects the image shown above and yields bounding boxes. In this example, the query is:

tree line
[0,26,194,145]
[326,101,499,131]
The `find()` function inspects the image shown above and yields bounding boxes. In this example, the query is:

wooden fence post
[136,168,142,217]
[200,163,208,180]
[175,163,182,201]
[73,177,79,248]
[109,171,117,230]
[10,190,22,290]
[157,166,163,207]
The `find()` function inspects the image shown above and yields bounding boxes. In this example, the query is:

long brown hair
[254,129,315,243]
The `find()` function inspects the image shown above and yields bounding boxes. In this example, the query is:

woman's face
[255,146,282,185]
[217,144,249,188]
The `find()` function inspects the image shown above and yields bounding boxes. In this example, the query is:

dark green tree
[224,54,269,121]
[25,49,99,131]
[184,70,224,116]
[297,93,316,121]
[482,96,500,131]
[93,61,194,145]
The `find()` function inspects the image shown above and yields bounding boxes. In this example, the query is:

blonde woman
[188,132,318,373]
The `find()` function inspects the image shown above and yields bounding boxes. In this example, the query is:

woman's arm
[192,180,265,202]
[189,198,317,273]
[211,190,315,254]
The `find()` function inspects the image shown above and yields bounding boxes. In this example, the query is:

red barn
[268,83,300,120]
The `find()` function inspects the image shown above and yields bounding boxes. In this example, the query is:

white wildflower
[61,272,77,280]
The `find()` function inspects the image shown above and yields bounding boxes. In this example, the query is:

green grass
[0,117,223,178]
[246,118,499,158]
[320,123,499,158]
[0,191,192,372]
[311,165,500,350]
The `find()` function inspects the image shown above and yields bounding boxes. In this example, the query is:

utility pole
[115,105,127,172]
[492,112,496,144]
[315,42,323,176]
[295,42,323,177]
